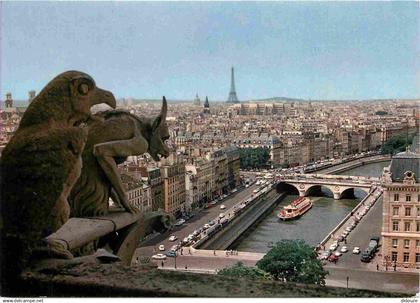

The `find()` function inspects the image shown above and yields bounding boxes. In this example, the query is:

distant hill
[249,97,307,103]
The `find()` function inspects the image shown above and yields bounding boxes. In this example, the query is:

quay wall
[317,186,381,250]
[197,189,286,250]
[316,156,390,174]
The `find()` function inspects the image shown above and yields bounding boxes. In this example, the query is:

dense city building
[380,144,420,269]
[160,156,186,217]
[1,93,419,220]
[121,173,153,214]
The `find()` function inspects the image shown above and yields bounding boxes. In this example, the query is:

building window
[406,195,411,202]
[417,207,420,216]
[392,239,398,247]
[392,221,399,231]
[404,222,411,232]
[417,240,420,247]
[394,194,399,202]
[416,253,420,263]
[391,252,397,261]
[404,239,410,248]
[393,207,399,216]
[405,207,411,216]
[403,252,409,263]
[417,221,420,232]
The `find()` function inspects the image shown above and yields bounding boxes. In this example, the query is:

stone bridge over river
[276,173,380,199]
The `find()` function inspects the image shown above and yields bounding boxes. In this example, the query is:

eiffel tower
[226,66,239,103]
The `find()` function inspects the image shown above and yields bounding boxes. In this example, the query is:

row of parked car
[319,188,383,264]
[319,194,378,263]
[152,180,276,261]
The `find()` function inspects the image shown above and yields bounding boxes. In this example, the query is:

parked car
[170,245,179,251]
[320,250,332,260]
[219,213,225,218]
[360,250,372,262]
[329,243,338,251]
[203,224,210,229]
[152,254,167,260]
[192,230,200,237]
[169,235,177,242]
[175,219,185,226]
[165,250,177,257]
[220,205,226,210]
[340,246,348,253]
[158,244,165,251]
[327,254,338,262]
[334,251,342,257]
[352,247,361,254]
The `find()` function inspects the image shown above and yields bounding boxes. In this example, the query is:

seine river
[234,161,390,253]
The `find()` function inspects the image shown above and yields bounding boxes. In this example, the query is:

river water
[234,161,390,253]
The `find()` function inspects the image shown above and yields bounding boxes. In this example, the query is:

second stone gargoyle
[0,71,116,291]
[69,97,170,217]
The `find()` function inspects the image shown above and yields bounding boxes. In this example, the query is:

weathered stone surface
[45,212,140,251]
[69,97,170,217]
[45,210,173,263]
[0,71,116,292]
[16,261,411,297]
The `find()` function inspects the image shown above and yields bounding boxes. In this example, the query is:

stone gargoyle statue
[68,97,173,254]
[0,71,116,289]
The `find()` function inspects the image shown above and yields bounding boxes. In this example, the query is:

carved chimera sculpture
[69,97,170,217]
[0,71,116,288]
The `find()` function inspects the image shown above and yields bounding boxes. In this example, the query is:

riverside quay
[135,153,419,294]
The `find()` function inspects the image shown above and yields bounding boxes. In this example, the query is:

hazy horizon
[2,1,419,101]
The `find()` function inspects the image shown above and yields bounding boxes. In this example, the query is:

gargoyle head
[149,97,170,162]
[19,71,117,129]
[68,71,117,125]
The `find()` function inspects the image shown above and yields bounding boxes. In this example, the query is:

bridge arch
[276,182,299,195]
[339,187,370,199]
[304,184,335,198]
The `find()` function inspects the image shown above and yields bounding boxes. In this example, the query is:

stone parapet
[15,260,410,297]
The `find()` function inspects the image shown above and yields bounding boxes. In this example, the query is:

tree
[380,134,414,155]
[218,261,272,280]
[256,239,328,285]
[239,147,270,169]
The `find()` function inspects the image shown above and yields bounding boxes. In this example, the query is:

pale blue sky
[2,1,419,101]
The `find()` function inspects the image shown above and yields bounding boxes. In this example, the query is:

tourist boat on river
[277,197,312,220]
